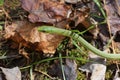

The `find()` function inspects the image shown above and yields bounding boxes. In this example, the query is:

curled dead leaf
[4,21,64,54]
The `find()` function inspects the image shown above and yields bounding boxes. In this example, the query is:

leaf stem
[38,26,120,59]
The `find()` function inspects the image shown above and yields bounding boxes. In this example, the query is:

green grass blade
[59,53,66,80]
[20,57,88,70]
[93,0,106,18]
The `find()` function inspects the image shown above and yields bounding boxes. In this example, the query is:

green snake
[38,26,120,59]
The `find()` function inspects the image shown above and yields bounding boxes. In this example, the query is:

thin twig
[34,68,56,80]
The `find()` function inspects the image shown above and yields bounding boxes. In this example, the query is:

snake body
[38,26,120,59]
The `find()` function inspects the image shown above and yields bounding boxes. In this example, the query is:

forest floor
[0,0,120,80]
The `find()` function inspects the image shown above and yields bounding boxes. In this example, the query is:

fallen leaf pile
[3,0,90,55]
[20,0,71,23]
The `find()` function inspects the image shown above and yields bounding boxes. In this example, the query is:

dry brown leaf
[4,0,91,56]
[19,48,29,59]
[4,21,64,54]
[20,0,71,24]
[72,10,89,26]
[68,2,90,27]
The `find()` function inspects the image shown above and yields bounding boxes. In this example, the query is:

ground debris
[79,53,106,80]
[1,0,120,80]
[4,20,64,54]
[20,0,71,24]
[47,59,77,80]
[104,0,120,35]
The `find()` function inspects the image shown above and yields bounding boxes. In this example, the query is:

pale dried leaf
[79,58,106,80]
[79,50,106,80]
[0,67,21,80]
